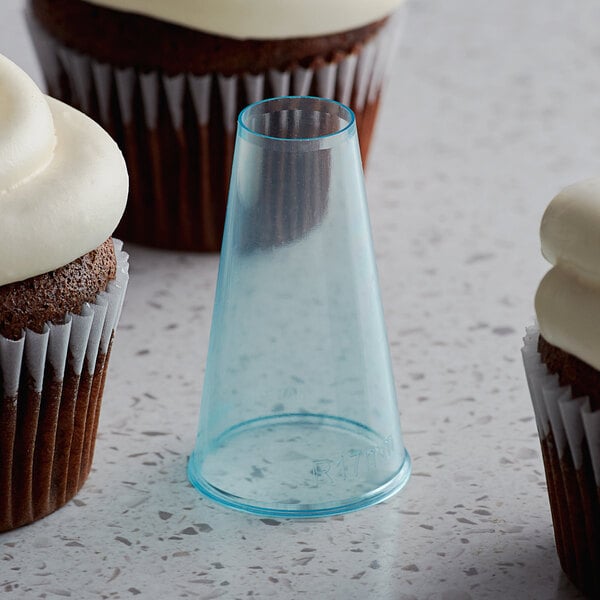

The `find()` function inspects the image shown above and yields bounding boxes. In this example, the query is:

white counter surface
[1,0,598,598]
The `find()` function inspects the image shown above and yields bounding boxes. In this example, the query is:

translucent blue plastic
[188,97,410,518]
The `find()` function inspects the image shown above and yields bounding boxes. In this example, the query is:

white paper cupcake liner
[27,9,405,251]
[0,240,129,532]
[522,325,600,595]
[522,326,600,476]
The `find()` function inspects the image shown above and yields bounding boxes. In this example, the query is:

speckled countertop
[1,0,599,598]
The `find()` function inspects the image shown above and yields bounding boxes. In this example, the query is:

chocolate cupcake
[26,0,407,251]
[522,178,600,596]
[0,54,129,532]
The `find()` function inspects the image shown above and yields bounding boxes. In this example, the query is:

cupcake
[26,0,407,251]
[522,178,600,596]
[0,54,129,532]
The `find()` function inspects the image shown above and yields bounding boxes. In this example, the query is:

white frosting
[0,54,128,286]
[535,178,600,370]
[81,0,406,39]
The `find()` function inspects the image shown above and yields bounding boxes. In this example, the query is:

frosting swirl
[0,54,128,286]
[81,0,406,39]
[535,178,600,370]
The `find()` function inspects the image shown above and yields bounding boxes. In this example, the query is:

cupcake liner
[522,326,600,595]
[27,9,404,251]
[0,240,129,532]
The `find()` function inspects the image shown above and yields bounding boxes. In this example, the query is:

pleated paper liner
[27,10,404,252]
[522,326,600,596]
[0,241,129,533]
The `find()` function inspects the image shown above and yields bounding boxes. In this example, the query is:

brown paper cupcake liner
[522,326,600,596]
[27,11,404,251]
[0,240,129,532]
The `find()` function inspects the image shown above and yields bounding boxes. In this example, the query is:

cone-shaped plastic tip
[188,97,410,517]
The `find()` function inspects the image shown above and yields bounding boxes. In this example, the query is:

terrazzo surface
[1,0,598,597]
